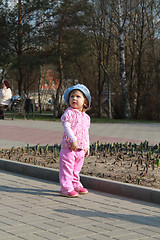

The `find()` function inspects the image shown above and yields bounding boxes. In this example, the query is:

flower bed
[0,141,160,189]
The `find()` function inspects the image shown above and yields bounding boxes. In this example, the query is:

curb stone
[0,158,160,204]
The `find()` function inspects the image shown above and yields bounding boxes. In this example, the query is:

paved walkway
[1,170,160,240]
[0,119,160,239]
[0,119,160,148]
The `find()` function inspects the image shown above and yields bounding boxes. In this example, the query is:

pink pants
[59,148,85,194]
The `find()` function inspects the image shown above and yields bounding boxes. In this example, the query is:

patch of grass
[5,111,60,122]
[5,111,160,123]
[91,118,160,124]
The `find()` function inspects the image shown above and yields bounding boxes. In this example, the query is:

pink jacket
[61,107,90,150]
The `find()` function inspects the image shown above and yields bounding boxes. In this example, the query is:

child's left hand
[85,148,89,157]
[71,140,78,151]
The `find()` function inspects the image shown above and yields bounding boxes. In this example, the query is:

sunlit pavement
[0,170,160,240]
[0,119,160,148]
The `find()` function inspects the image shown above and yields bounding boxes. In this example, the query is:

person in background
[59,84,91,198]
[0,81,12,119]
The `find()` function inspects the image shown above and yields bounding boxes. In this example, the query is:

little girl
[59,84,91,197]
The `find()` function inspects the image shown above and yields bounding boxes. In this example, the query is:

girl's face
[69,90,85,111]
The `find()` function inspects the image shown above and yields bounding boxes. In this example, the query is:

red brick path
[1,124,157,146]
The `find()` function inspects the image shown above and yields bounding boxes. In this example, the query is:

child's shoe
[75,187,88,194]
[60,190,79,198]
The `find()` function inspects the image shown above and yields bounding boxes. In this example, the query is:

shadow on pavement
[55,209,160,227]
[0,185,59,196]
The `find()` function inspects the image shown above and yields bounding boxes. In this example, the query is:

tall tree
[117,0,131,119]
[0,2,15,81]
[0,0,54,95]
[91,0,113,118]
[43,0,93,116]
[17,0,23,96]
[126,0,160,119]
[91,0,131,119]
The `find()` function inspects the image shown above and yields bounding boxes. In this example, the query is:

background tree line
[0,0,160,120]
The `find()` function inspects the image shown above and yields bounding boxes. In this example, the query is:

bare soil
[0,142,160,190]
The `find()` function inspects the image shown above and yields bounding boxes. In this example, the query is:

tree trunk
[54,16,64,117]
[135,1,145,118]
[17,0,23,96]
[38,66,42,113]
[98,59,102,118]
[118,0,131,119]
[107,77,112,119]
[128,9,138,118]
[100,62,112,119]
[97,18,102,118]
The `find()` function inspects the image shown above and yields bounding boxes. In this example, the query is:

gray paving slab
[0,170,160,240]
[1,158,160,204]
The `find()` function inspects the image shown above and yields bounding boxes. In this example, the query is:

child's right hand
[71,140,78,151]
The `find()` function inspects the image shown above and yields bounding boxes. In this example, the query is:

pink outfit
[61,107,90,149]
[59,107,90,194]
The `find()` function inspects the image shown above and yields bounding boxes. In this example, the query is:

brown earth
[0,142,160,190]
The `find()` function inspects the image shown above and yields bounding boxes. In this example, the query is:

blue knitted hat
[64,84,91,107]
